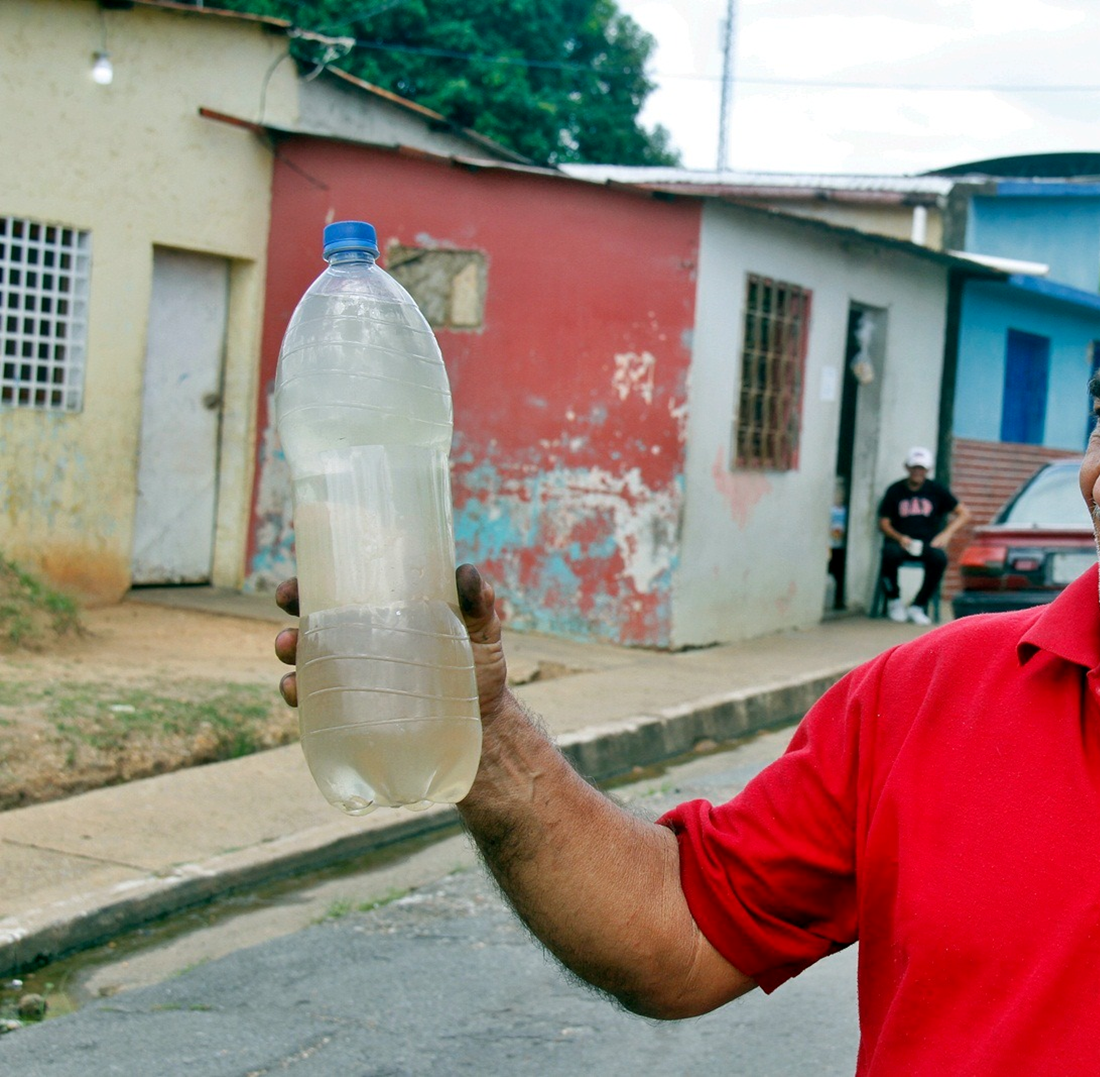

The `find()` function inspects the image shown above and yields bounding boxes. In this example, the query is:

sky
[615,0,1100,176]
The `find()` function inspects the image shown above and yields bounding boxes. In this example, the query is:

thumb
[456,563,500,644]
[456,564,509,719]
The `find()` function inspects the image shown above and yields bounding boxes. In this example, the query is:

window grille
[733,273,811,471]
[1,216,90,411]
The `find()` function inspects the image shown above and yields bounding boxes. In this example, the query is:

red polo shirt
[662,564,1100,1074]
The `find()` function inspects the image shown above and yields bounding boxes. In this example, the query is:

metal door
[131,247,228,584]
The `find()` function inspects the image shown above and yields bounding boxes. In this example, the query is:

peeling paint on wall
[612,351,656,405]
[668,396,689,443]
[452,455,683,647]
[245,385,295,592]
[0,414,129,602]
[711,445,773,529]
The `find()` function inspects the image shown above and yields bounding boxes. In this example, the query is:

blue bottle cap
[322,220,380,259]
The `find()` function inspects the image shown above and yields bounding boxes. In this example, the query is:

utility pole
[717,0,736,172]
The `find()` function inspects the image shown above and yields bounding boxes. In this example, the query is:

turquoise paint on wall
[956,281,1100,450]
[967,196,1100,293]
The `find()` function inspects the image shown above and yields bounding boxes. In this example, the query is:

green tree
[212,0,681,166]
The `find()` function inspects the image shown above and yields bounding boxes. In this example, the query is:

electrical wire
[208,4,1100,95]
[291,32,1100,94]
[663,73,1100,92]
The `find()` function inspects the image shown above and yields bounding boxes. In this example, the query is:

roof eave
[317,67,536,167]
[197,107,557,177]
[128,0,291,33]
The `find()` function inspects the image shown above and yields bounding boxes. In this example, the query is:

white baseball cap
[905,446,934,469]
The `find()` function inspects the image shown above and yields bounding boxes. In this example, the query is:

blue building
[940,160,1100,456]
[954,273,1100,450]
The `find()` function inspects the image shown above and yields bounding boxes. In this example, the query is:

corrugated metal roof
[560,164,955,201]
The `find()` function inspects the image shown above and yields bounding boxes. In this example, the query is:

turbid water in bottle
[274,220,481,815]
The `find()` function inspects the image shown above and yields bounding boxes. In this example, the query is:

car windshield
[997,464,1091,528]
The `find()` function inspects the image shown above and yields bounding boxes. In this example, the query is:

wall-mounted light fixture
[91,50,113,85]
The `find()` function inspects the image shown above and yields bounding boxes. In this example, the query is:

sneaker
[886,598,907,623]
[907,605,932,626]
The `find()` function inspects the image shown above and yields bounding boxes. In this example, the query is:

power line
[277,19,1100,95]
[318,36,643,77]
[660,72,1100,93]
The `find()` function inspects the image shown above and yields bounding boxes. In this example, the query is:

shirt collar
[1017,561,1100,670]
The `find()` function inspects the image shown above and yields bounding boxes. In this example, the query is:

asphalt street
[0,729,861,1076]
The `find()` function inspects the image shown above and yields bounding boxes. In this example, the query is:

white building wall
[671,202,948,647]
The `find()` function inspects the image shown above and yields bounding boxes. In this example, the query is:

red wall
[249,140,701,646]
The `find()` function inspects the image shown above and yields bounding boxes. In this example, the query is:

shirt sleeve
[659,655,886,992]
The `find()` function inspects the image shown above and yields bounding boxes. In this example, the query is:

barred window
[733,274,811,470]
[1,215,90,411]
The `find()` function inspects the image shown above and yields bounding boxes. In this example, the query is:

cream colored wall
[0,0,300,602]
[754,200,946,250]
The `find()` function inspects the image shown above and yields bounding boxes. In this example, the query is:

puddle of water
[4,824,473,1023]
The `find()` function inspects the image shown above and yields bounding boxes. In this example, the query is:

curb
[560,668,848,782]
[0,665,853,976]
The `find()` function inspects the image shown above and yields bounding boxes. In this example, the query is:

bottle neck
[326,249,377,266]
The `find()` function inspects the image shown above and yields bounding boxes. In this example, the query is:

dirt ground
[0,602,295,810]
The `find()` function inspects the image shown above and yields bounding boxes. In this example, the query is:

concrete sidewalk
[0,589,933,976]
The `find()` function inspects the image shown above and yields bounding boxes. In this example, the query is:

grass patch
[0,556,82,651]
[0,679,296,809]
[357,888,409,914]
[319,898,355,922]
[316,888,409,924]
[36,682,276,758]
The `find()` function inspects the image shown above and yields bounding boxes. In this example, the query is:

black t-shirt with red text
[878,478,958,544]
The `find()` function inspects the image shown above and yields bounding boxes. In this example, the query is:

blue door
[1001,329,1049,444]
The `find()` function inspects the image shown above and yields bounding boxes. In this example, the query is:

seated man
[878,446,969,625]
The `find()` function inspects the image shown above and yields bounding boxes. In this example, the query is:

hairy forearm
[457,689,751,1018]
[277,565,749,1017]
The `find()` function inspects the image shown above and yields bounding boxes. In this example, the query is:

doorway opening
[829,303,886,612]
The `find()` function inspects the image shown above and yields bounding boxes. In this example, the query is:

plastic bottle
[274,220,481,815]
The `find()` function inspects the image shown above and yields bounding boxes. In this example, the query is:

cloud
[620,0,1100,173]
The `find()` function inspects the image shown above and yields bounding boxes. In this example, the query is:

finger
[275,627,298,666]
[279,671,298,708]
[275,577,300,617]
[456,563,500,644]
